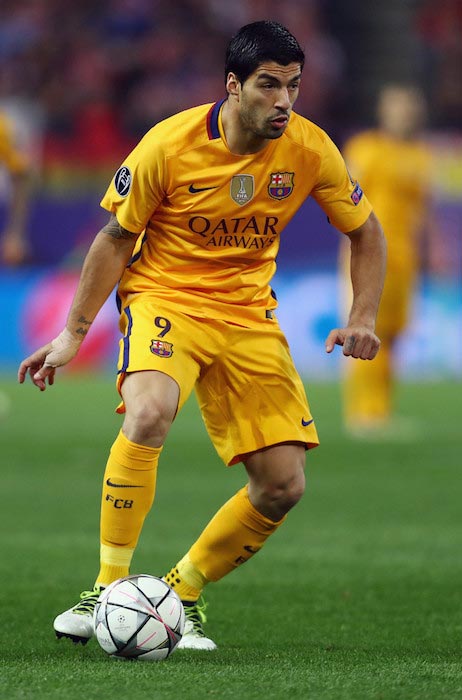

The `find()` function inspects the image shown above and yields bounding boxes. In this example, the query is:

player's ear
[226,72,241,100]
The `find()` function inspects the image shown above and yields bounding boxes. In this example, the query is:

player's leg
[53,370,180,644]
[174,442,305,584]
[54,300,201,644]
[165,442,306,650]
[343,337,393,431]
[164,319,317,649]
[96,369,179,585]
[341,267,412,437]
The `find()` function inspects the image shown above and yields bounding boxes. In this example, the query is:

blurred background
[1,0,461,383]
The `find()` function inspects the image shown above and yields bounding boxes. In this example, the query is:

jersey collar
[206,99,226,140]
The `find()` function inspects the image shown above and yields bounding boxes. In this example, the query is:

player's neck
[220,99,269,155]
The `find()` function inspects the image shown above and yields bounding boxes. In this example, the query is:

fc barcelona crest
[150,340,173,358]
[230,174,254,206]
[268,172,294,200]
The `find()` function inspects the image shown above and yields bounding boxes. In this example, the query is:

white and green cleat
[178,597,217,651]
[53,586,104,645]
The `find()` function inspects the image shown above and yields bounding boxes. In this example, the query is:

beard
[239,102,288,141]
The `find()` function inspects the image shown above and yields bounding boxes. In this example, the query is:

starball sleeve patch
[350,181,364,205]
[114,166,133,197]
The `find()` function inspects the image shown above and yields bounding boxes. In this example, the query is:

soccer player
[0,110,32,266]
[340,84,432,438]
[18,21,386,650]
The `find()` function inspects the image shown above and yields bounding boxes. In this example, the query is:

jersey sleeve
[100,128,167,234]
[311,132,372,233]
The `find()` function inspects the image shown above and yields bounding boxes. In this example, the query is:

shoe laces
[73,586,103,615]
[183,596,208,636]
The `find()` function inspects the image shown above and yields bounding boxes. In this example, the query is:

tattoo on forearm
[75,316,92,337]
[102,216,137,241]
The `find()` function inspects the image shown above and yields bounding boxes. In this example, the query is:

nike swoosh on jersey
[106,478,144,488]
[301,418,314,427]
[188,184,219,193]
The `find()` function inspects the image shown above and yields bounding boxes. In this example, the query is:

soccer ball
[94,574,185,661]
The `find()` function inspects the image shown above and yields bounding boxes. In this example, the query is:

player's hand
[17,329,82,391]
[325,325,380,360]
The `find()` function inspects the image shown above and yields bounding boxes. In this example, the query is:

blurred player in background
[18,21,386,650]
[0,110,32,266]
[340,84,433,438]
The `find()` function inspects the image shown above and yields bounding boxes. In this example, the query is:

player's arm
[326,211,386,360]
[18,213,138,390]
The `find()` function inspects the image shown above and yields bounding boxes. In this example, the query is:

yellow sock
[343,341,392,425]
[165,485,285,597]
[96,430,161,587]
[164,558,206,602]
[96,544,135,587]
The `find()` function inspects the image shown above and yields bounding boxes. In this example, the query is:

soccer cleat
[177,597,217,651]
[53,585,104,645]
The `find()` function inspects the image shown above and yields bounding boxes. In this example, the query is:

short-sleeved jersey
[343,130,432,273]
[0,113,28,175]
[101,100,372,326]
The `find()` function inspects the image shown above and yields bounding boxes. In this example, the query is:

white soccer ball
[93,574,185,661]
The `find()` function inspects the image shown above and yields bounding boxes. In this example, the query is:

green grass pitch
[0,375,461,699]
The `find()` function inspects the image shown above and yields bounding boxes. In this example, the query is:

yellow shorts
[116,297,319,465]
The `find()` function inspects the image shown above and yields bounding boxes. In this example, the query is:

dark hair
[225,21,305,85]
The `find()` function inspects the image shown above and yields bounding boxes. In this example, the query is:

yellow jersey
[343,130,432,274]
[101,100,372,326]
[0,112,28,174]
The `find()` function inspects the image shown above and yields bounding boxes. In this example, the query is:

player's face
[378,87,426,139]
[237,62,302,142]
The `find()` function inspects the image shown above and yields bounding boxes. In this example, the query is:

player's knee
[258,469,305,516]
[275,472,305,511]
[123,396,172,445]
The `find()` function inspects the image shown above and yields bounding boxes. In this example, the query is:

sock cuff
[176,553,209,592]
[233,485,286,533]
[100,543,135,567]
[111,430,162,470]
